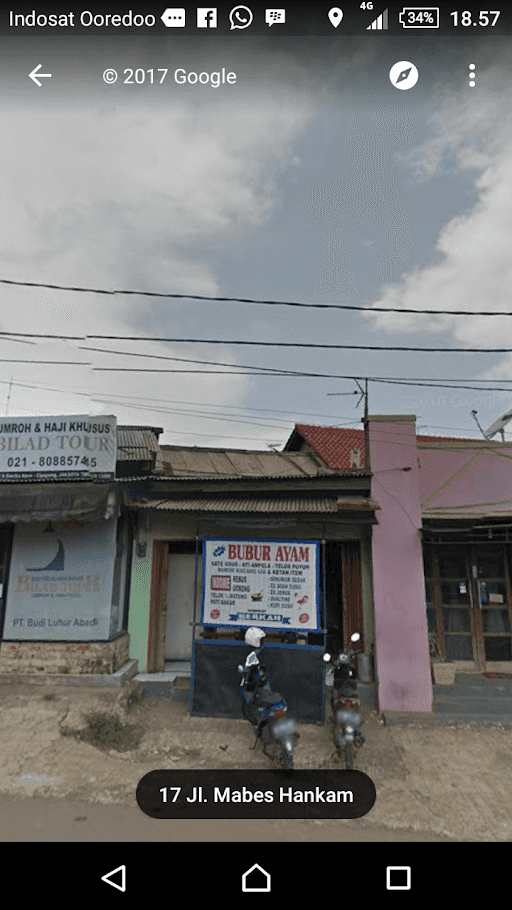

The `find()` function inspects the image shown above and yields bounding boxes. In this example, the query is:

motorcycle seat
[333,679,357,695]
[254,690,284,707]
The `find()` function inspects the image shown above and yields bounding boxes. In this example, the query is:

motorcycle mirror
[237,665,244,673]
[350,632,361,643]
[323,652,331,663]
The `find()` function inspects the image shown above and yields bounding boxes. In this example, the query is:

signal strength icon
[367,8,388,29]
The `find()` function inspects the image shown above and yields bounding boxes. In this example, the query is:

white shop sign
[0,415,117,478]
[4,519,117,640]
[201,538,320,631]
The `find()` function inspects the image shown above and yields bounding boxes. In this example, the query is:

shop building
[285,417,512,713]
[6,411,508,721]
[124,445,379,719]
[0,419,162,677]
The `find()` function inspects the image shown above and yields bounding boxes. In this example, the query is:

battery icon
[399,7,440,28]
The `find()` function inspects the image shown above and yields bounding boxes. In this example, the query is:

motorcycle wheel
[242,702,258,726]
[263,740,294,771]
[344,741,354,770]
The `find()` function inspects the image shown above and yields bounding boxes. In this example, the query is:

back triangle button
[101,865,126,892]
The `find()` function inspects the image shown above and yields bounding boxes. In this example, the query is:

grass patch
[69,712,145,752]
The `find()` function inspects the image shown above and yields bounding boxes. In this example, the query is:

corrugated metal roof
[127,495,378,514]
[117,427,160,461]
[154,446,349,479]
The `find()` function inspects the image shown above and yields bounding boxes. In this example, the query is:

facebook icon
[197,8,217,27]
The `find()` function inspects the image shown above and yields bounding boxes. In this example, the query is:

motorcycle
[238,627,299,770]
[323,632,365,769]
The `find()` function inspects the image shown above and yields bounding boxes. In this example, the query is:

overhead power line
[0,360,88,364]
[0,337,36,345]
[91,368,512,390]
[82,346,361,383]
[335,376,512,384]
[2,276,512,318]
[370,378,512,392]
[0,376,363,424]
[86,346,512,383]
[88,337,512,353]
[3,330,512,353]
[2,359,512,393]
[93,369,306,375]
[80,347,512,389]
[0,372,505,442]
[92,392,357,420]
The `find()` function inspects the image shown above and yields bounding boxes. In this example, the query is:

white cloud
[363,64,512,352]
[0,94,314,445]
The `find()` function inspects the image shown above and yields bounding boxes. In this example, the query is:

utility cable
[2,276,512,318]
[3,329,512,353]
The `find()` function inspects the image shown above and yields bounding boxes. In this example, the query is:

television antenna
[327,379,368,415]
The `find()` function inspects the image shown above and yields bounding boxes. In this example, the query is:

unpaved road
[1,793,459,841]
[1,681,511,842]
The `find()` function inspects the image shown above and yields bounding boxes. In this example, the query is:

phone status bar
[1,5,511,37]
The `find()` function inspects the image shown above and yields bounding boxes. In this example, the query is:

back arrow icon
[101,865,126,892]
[29,65,52,86]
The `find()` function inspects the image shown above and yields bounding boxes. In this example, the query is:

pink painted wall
[419,446,512,512]
[418,449,473,503]
[366,417,432,713]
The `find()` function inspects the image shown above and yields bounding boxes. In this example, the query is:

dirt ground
[1,679,511,842]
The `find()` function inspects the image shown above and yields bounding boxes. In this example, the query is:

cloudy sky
[1,33,511,448]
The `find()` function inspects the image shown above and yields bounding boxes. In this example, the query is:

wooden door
[424,542,512,671]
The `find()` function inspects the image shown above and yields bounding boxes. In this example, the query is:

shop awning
[0,481,119,523]
[423,506,512,521]
[127,494,379,517]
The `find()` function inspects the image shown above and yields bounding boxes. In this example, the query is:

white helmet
[245,627,266,648]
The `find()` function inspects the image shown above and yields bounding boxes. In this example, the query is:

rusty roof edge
[121,470,372,482]
[118,425,163,436]
[125,496,379,518]
[126,494,379,513]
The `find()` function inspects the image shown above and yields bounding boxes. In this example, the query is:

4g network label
[137,770,376,819]
[201,538,321,631]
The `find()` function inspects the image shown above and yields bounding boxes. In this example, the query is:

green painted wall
[127,540,153,674]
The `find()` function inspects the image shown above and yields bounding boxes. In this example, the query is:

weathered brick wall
[0,632,129,675]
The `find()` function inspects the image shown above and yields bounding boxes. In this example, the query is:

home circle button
[242,863,271,892]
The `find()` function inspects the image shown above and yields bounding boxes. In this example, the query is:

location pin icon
[328,7,343,27]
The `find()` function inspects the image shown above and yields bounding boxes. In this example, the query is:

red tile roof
[294,426,365,470]
[292,424,480,471]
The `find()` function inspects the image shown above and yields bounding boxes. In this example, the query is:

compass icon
[389,61,419,90]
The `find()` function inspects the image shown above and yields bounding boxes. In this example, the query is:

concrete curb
[0,659,139,688]
[382,710,512,728]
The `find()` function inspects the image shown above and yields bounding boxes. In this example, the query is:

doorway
[321,540,364,654]
[165,545,203,661]
[424,543,512,671]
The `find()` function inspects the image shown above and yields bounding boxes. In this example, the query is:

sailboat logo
[27,522,65,571]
